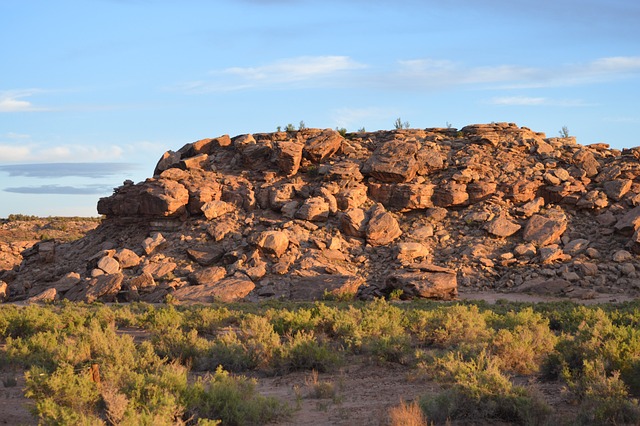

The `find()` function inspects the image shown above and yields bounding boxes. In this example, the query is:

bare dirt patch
[0,368,35,425]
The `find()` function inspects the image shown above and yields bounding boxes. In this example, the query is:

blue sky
[1,0,639,217]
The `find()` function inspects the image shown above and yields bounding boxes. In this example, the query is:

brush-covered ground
[2,298,640,425]
[0,215,101,243]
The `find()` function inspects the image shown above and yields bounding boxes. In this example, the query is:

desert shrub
[315,298,406,352]
[364,334,413,364]
[266,307,319,335]
[420,351,551,424]
[274,331,341,373]
[139,305,185,331]
[490,308,557,375]
[207,331,256,372]
[182,306,235,336]
[410,304,492,354]
[152,328,212,370]
[568,359,640,425]
[304,370,337,399]
[238,314,281,367]
[206,314,281,372]
[0,304,63,339]
[25,363,103,424]
[544,307,640,394]
[183,366,290,425]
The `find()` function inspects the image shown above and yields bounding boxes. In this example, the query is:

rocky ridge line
[2,123,640,304]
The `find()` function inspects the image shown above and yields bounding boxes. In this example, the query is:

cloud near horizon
[3,184,115,195]
[0,163,138,179]
[0,90,48,112]
[0,142,129,163]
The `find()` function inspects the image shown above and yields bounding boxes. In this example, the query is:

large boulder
[255,230,289,258]
[366,204,402,246]
[303,129,343,163]
[522,213,567,246]
[97,179,189,218]
[384,264,457,300]
[171,273,255,303]
[364,140,419,183]
[276,141,304,176]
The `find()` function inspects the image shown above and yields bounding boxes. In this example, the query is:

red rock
[366,204,402,246]
[276,141,303,176]
[188,266,226,286]
[80,273,124,303]
[303,129,343,163]
[114,248,141,269]
[255,230,289,258]
[614,205,640,236]
[603,179,632,201]
[97,256,120,274]
[522,213,567,246]
[172,273,255,303]
[485,216,521,238]
[385,265,457,300]
[295,197,330,222]
[288,274,363,300]
[341,208,367,237]
[433,182,468,207]
[201,200,234,220]
[364,140,419,183]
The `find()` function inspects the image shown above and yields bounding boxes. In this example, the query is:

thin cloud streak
[0,163,137,179]
[391,56,640,90]
[174,55,640,95]
[0,143,128,163]
[488,96,594,107]
[3,184,114,195]
[173,55,366,93]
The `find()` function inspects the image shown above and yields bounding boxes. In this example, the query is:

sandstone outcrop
[4,122,640,303]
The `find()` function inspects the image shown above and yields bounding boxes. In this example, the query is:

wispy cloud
[173,55,366,93]
[488,96,594,107]
[0,163,137,179]
[3,184,114,195]
[386,56,640,90]
[0,143,127,163]
[0,90,48,112]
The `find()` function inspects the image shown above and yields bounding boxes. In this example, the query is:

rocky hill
[2,122,640,304]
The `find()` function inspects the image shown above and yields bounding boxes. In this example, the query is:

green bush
[266,307,318,335]
[410,304,492,354]
[274,331,341,373]
[421,351,551,424]
[183,366,291,425]
[151,328,212,370]
[490,308,557,375]
[569,359,640,425]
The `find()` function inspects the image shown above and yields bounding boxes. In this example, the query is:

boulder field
[2,122,640,304]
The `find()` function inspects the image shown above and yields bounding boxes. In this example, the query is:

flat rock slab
[288,274,364,300]
[172,274,255,303]
[385,268,457,300]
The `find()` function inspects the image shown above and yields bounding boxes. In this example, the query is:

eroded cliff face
[3,122,640,304]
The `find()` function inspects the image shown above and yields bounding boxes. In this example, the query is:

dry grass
[388,399,428,426]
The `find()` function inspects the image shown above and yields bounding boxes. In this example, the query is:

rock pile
[3,123,640,303]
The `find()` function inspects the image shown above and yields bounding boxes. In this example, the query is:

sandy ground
[0,368,35,426]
